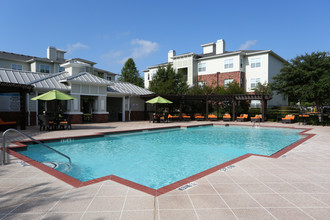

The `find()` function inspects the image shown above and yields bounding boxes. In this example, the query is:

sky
[0,0,329,77]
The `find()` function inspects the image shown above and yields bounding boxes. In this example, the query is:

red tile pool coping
[7,124,315,196]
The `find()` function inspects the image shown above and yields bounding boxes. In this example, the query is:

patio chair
[223,113,231,122]
[194,113,205,121]
[38,115,53,131]
[160,113,169,123]
[168,114,179,121]
[237,114,248,122]
[59,115,72,129]
[251,114,262,122]
[0,118,17,130]
[208,114,218,121]
[281,114,295,124]
[182,113,191,121]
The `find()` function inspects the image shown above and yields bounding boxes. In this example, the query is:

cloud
[130,39,159,59]
[67,42,89,54]
[239,40,258,50]
[100,39,159,65]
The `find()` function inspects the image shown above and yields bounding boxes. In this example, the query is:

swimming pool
[13,125,305,191]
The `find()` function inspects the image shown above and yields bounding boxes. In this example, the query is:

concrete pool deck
[0,121,329,219]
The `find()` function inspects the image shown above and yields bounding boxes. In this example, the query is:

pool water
[19,126,304,189]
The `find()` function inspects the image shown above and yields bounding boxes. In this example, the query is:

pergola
[0,82,34,130]
[141,94,272,122]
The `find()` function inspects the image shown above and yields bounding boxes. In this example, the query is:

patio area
[1,121,330,220]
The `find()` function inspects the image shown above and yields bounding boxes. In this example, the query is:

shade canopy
[146,96,173,104]
[31,90,76,101]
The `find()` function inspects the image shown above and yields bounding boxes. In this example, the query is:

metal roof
[64,72,111,85]
[0,68,70,91]
[107,82,153,95]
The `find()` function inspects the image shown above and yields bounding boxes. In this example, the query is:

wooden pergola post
[205,96,209,118]
[20,91,27,130]
[261,97,267,122]
[232,99,236,121]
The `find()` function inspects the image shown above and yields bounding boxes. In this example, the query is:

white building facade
[144,39,287,107]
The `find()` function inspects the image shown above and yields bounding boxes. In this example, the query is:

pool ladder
[1,128,71,165]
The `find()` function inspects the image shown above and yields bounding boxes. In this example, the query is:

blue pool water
[18,126,304,189]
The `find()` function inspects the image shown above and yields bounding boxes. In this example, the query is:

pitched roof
[107,82,153,95]
[0,51,65,64]
[63,72,111,85]
[0,68,70,91]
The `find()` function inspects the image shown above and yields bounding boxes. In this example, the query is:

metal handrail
[1,128,71,165]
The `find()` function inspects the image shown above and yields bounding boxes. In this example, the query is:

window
[107,76,112,81]
[224,59,234,69]
[224,79,234,88]
[250,78,261,89]
[251,57,261,68]
[40,64,50,73]
[11,64,22,70]
[198,63,206,72]
[59,66,65,72]
[240,59,243,68]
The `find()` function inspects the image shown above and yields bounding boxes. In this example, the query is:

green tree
[271,51,330,116]
[149,64,188,94]
[119,58,144,87]
[253,82,273,95]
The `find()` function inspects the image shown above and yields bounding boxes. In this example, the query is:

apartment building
[144,38,287,106]
[0,47,152,125]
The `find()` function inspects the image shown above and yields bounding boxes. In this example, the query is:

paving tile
[189,195,228,209]
[238,183,274,194]
[86,196,125,211]
[232,208,275,220]
[255,175,284,183]
[266,208,313,220]
[159,210,198,220]
[65,185,101,197]
[250,194,295,208]
[96,184,128,197]
[309,194,330,206]
[51,196,93,212]
[212,183,246,194]
[82,211,120,220]
[291,183,330,194]
[197,209,236,220]
[42,212,83,220]
[301,208,330,219]
[123,196,154,210]
[11,198,59,213]
[2,213,45,220]
[121,210,154,220]
[280,193,328,207]
[206,173,235,184]
[221,194,261,208]
[230,175,260,184]
[265,183,304,194]
[186,183,217,195]
[158,195,194,210]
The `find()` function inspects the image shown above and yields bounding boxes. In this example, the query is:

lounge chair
[168,114,179,121]
[281,114,295,124]
[251,114,262,122]
[208,114,218,121]
[182,114,191,121]
[237,114,248,122]
[223,113,231,122]
[194,113,205,121]
[0,118,17,130]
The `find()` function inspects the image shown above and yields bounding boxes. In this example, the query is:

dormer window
[40,64,50,73]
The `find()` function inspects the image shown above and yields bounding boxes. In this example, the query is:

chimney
[168,50,176,62]
[47,46,56,60]
[216,39,225,54]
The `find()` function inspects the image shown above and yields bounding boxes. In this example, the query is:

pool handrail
[1,128,71,165]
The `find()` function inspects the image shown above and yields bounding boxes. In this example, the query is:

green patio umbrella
[31,90,76,101]
[146,96,173,104]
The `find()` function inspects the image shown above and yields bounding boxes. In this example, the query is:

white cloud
[130,39,159,59]
[239,40,258,50]
[67,42,89,54]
